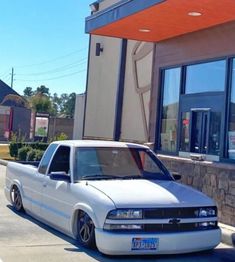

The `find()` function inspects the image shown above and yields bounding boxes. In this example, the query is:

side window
[38,144,58,174]
[139,151,163,174]
[48,146,70,174]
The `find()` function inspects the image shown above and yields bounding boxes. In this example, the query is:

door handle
[43,182,47,187]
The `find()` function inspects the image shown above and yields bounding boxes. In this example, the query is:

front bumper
[95,228,221,255]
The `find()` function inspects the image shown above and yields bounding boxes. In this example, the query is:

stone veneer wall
[158,155,235,227]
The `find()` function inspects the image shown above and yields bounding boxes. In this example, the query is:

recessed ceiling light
[188,11,202,17]
[139,29,151,33]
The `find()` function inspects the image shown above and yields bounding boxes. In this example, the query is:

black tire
[77,210,96,249]
[10,186,24,212]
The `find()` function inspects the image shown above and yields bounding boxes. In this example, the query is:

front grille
[143,207,216,219]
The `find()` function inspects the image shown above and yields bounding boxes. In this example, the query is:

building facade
[84,0,235,226]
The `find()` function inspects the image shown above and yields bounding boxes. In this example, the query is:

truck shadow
[7,205,235,262]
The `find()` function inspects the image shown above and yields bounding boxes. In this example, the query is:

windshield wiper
[119,175,144,180]
[81,175,120,180]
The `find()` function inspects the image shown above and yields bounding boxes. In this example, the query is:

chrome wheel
[77,211,96,248]
[11,186,24,212]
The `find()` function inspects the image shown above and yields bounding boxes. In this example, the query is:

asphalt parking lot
[0,165,234,262]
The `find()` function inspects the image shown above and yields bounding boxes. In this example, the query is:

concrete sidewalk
[0,159,234,248]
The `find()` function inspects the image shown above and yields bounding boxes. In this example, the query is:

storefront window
[228,59,235,159]
[185,60,226,94]
[160,68,181,152]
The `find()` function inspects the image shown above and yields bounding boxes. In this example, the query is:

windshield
[74,147,172,181]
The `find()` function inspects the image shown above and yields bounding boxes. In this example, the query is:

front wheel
[77,211,96,249]
[10,186,24,212]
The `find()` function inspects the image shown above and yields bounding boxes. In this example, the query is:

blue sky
[0,0,92,96]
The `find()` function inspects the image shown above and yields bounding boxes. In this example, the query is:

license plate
[131,238,159,251]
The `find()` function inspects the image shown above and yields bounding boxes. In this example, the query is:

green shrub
[35,149,44,161]
[29,142,49,151]
[9,142,23,158]
[27,149,44,161]
[18,146,31,161]
[26,149,36,161]
[54,132,68,141]
[9,142,48,159]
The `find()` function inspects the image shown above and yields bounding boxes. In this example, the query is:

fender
[70,202,100,238]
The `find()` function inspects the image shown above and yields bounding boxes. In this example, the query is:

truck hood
[88,179,214,208]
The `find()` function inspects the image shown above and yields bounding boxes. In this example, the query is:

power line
[0,70,10,78]
[15,47,88,69]
[1,75,11,82]
[16,69,87,82]
[16,58,87,76]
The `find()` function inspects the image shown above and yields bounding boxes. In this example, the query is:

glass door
[180,109,221,156]
[179,93,224,157]
[191,110,209,154]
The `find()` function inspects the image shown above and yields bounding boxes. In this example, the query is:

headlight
[107,209,143,219]
[198,207,217,217]
[198,221,217,230]
[103,224,143,231]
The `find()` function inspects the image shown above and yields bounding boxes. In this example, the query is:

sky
[0,0,92,96]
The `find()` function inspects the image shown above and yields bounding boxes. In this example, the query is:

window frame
[48,145,71,175]
[156,66,182,155]
[38,143,59,175]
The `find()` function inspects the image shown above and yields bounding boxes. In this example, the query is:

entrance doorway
[191,110,209,154]
[179,93,223,157]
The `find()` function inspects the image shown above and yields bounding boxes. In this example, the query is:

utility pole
[10,67,15,88]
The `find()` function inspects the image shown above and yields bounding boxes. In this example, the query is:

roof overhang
[86,0,235,42]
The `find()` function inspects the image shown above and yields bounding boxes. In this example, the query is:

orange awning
[86,0,235,42]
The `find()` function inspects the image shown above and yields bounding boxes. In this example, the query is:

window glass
[38,144,58,174]
[185,60,226,94]
[74,147,170,181]
[160,68,181,152]
[139,151,163,174]
[180,112,190,152]
[48,146,70,174]
[228,59,235,159]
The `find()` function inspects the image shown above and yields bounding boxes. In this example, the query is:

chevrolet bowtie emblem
[169,218,181,224]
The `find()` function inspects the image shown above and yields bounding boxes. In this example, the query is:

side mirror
[50,172,71,183]
[171,172,181,181]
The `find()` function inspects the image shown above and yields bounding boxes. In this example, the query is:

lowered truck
[5,140,221,255]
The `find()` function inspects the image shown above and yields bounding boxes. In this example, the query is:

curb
[219,223,235,247]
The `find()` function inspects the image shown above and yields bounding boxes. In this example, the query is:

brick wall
[158,155,235,227]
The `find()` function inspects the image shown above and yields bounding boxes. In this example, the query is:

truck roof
[51,140,149,149]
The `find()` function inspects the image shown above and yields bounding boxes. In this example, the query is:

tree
[64,92,76,118]
[51,93,62,114]
[36,85,50,96]
[23,87,34,97]
[22,85,76,117]
[30,93,53,113]
[59,92,76,118]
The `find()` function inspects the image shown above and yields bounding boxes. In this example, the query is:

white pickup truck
[5,140,221,255]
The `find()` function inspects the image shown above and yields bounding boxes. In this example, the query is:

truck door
[31,143,58,216]
[41,145,72,232]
